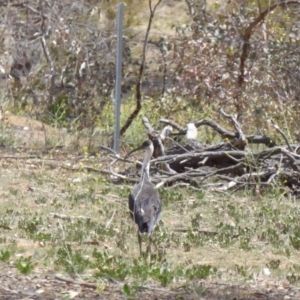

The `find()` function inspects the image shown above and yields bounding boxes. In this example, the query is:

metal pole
[240,0,246,16]
[113,3,124,153]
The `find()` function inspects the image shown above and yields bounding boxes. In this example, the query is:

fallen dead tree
[107,109,300,196]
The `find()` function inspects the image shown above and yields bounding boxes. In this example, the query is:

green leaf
[0,249,10,262]
[123,283,131,296]
[16,257,34,275]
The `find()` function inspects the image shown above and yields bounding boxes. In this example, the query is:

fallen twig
[219,108,247,147]
[142,115,155,134]
[122,116,300,196]
[50,213,91,221]
[100,145,118,155]
[271,120,293,152]
[159,118,185,132]
[160,117,275,146]
[105,209,116,229]
[54,275,98,289]
[155,169,196,188]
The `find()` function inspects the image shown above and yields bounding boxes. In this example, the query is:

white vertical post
[113,3,124,153]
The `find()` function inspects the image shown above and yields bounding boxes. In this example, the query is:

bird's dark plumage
[129,180,161,234]
[127,140,161,255]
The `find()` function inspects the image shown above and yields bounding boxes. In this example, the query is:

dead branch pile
[109,109,300,196]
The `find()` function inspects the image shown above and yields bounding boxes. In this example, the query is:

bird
[126,140,161,256]
[186,123,197,140]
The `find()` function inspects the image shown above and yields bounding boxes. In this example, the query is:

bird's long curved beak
[125,145,144,159]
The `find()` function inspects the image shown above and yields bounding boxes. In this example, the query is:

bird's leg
[146,233,152,255]
[138,230,142,255]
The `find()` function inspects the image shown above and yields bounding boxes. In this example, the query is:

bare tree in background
[0,0,130,128]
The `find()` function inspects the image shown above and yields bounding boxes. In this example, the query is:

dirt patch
[1,269,300,300]
[0,115,300,299]
[0,112,109,152]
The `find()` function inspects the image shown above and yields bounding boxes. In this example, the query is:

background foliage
[0,0,300,145]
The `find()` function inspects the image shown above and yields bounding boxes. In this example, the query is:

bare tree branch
[219,108,247,149]
[41,37,56,101]
[270,119,293,152]
[160,117,275,147]
[40,7,56,105]
[120,0,162,136]
[142,116,155,134]
[159,118,185,133]
[238,1,300,88]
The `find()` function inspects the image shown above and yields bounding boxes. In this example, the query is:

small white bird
[186,123,197,140]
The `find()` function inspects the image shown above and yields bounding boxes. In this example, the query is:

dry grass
[0,120,300,280]
[0,119,300,299]
[0,1,299,298]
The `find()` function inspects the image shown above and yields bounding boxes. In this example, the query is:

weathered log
[159,116,276,148]
[116,113,300,196]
